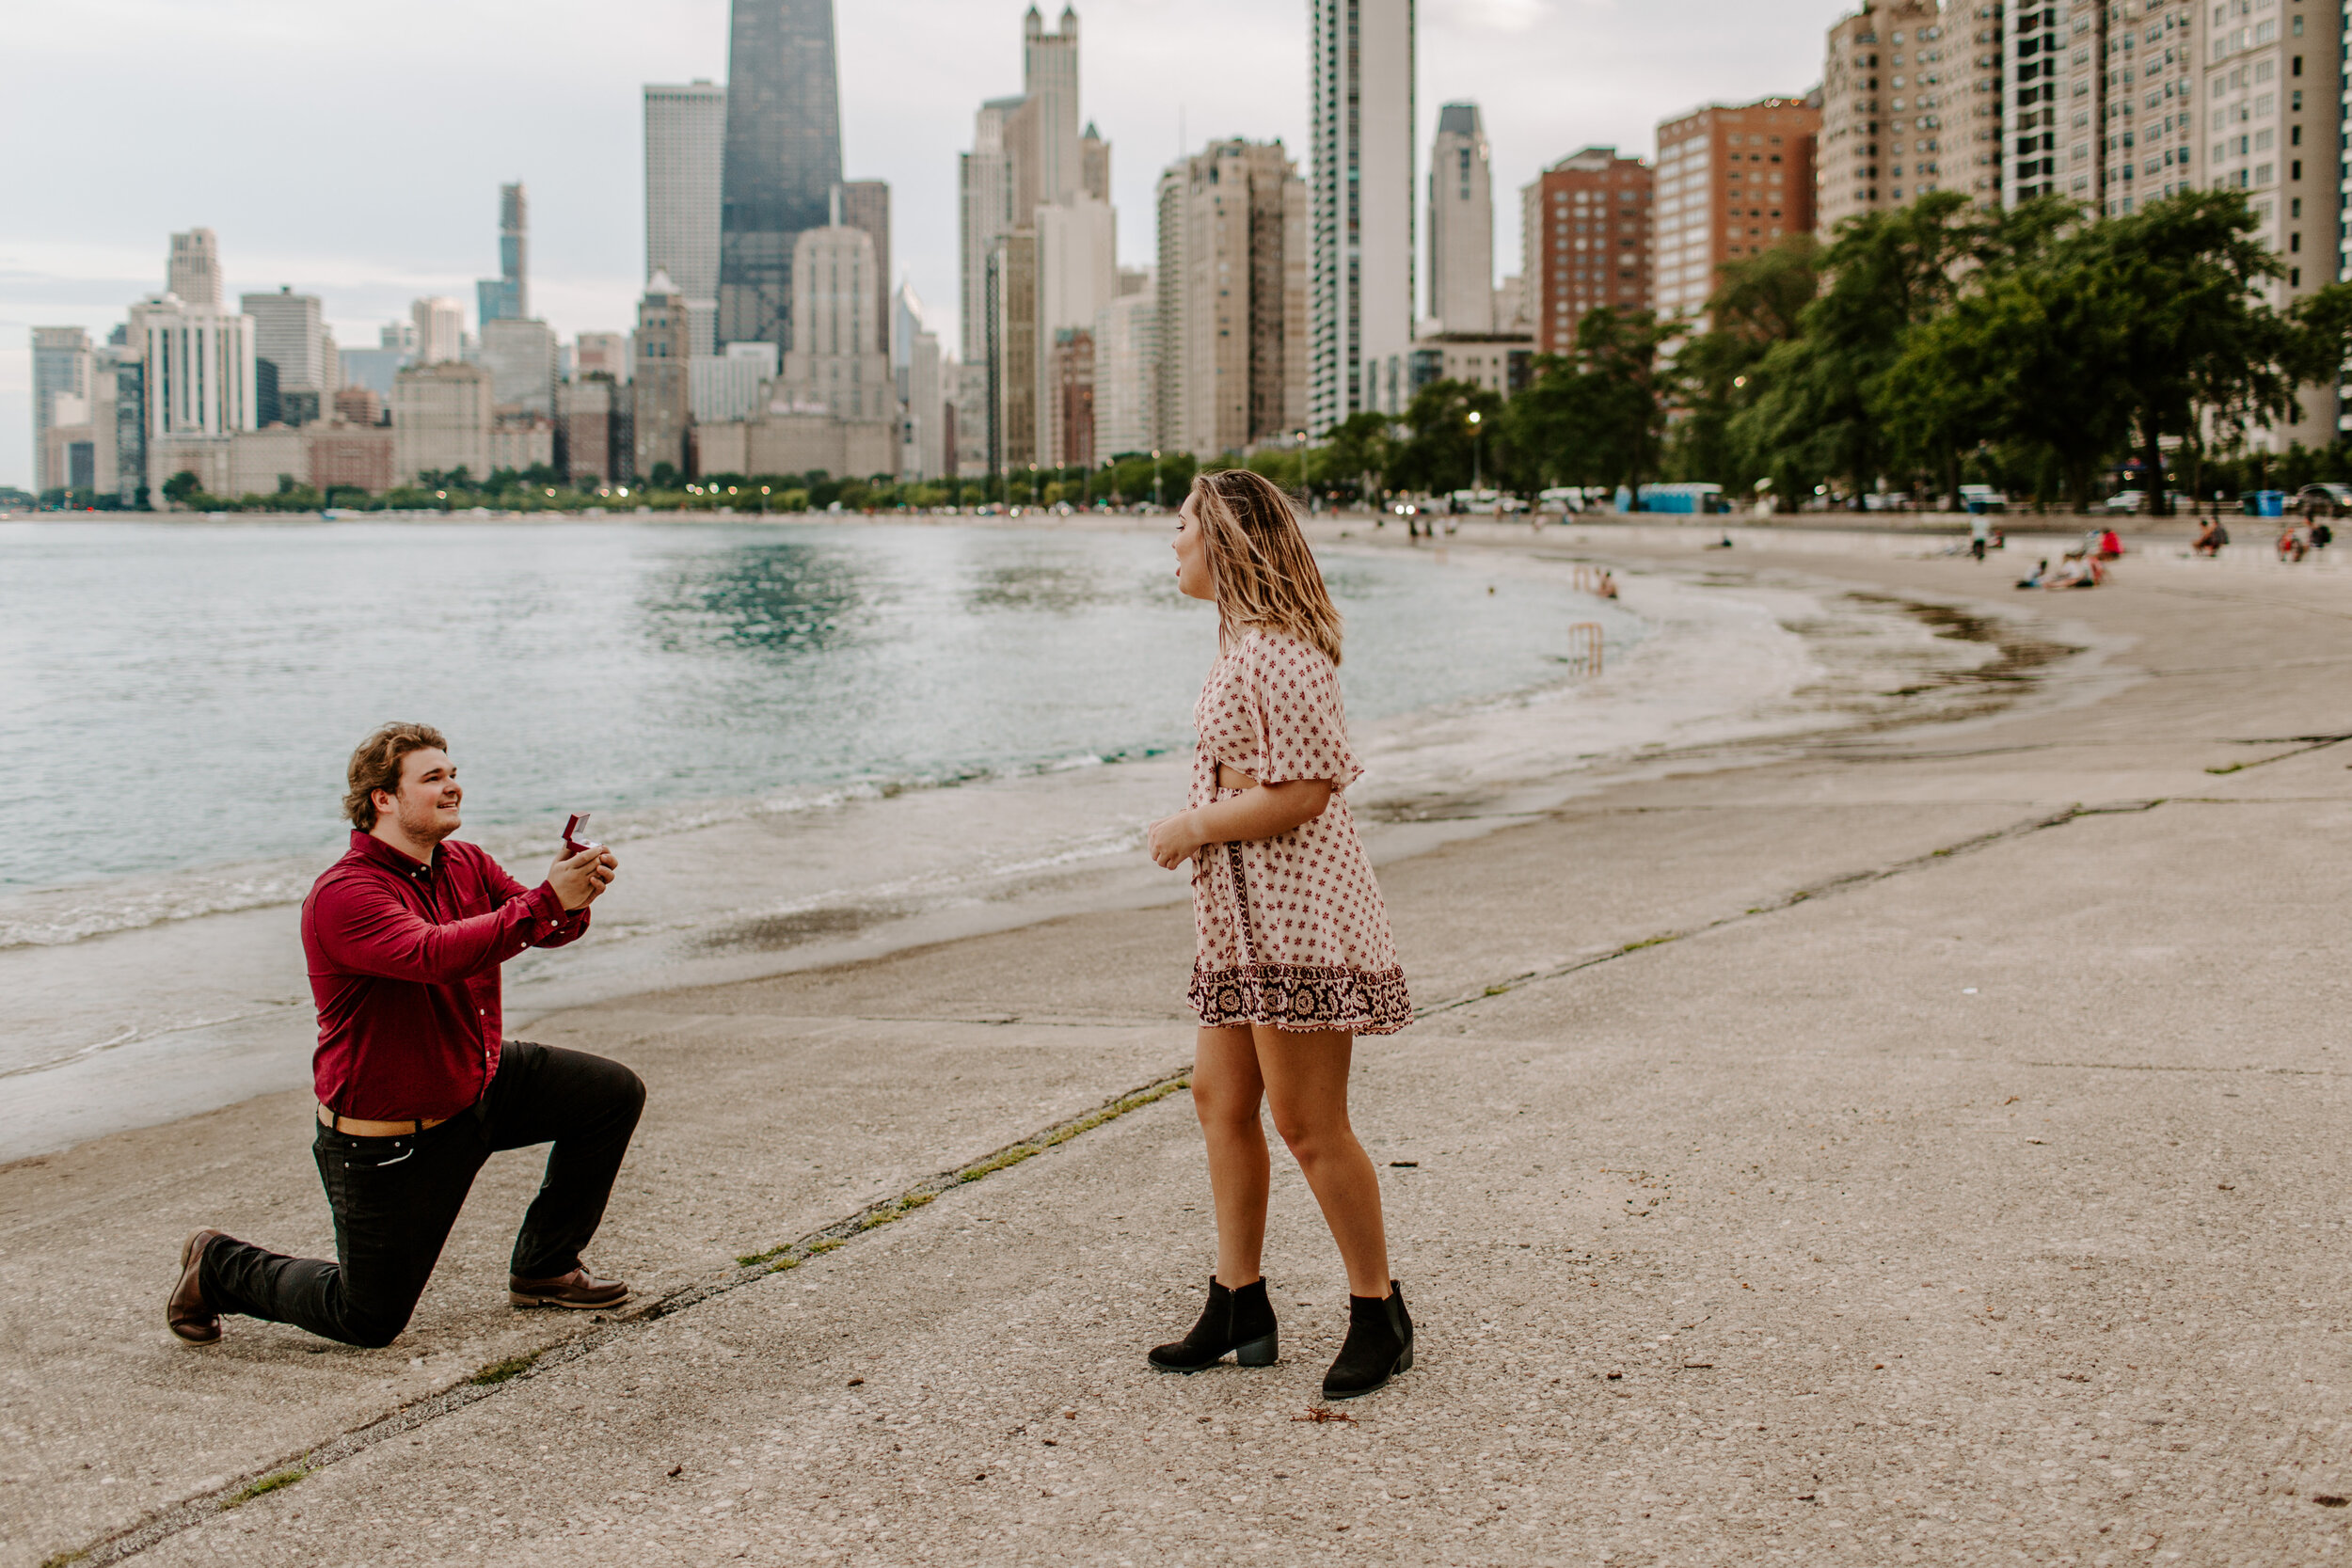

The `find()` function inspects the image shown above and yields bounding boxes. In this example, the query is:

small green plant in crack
[469,1351,543,1386]
[224,1466,310,1508]
[859,1211,898,1230]
[766,1255,802,1274]
[808,1239,845,1255]
[40,1549,89,1567]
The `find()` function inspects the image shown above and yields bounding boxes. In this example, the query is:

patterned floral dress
[1184,628,1412,1035]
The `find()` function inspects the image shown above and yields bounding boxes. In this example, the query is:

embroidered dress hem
[1188,961,1412,1036]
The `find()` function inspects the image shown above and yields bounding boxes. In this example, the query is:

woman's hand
[1148,810,1207,870]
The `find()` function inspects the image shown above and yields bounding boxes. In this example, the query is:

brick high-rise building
[1820,1,1942,232]
[1653,98,1820,323]
[1520,147,1654,355]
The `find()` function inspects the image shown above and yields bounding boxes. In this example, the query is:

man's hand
[549,846,617,911]
[1147,811,1206,871]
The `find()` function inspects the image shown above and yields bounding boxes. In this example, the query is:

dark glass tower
[718,0,844,354]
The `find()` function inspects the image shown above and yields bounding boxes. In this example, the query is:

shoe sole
[1322,1344,1413,1401]
[1150,1331,1279,1373]
[508,1291,631,1310]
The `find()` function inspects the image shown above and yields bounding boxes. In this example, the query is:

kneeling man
[168,722,644,1348]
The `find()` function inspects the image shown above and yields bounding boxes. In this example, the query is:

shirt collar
[350,828,441,880]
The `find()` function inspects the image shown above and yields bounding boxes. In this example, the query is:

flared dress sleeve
[1238,631,1363,791]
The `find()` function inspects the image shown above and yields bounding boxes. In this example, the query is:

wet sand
[9,521,2352,1566]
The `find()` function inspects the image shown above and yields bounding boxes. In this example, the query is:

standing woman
[1145,469,1416,1401]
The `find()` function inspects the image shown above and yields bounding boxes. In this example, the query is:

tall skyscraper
[477,182,529,325]
[961,96,1027,364]
[133,293,258,442]
[635,272,693,478]
[1092,268,1157,459]
[1309,0,1416,433]
[1819,1,1940,231]
[1653,98,1820,323]
[1521,148,1655,354]
[1024,6,1084,207]
[1034,198,1116,467]
[241,287,327,409]
[1429,103,1495,333]
[717,0,845,355]
[480,318,559,414]
[412,297,468,365]
[646,79,727,356]
[31,326,92,494]
[167,230,222,307]
[783,223,889,420]
[833,179,892,354]
[2199,0,2344,447]
[1157,140,1309,459]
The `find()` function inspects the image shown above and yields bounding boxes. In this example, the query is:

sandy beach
[8,515,2352,1567]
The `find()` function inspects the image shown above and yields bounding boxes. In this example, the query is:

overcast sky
[0,0,1852,490]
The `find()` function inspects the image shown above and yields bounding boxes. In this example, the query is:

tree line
[1316,188,2352,515]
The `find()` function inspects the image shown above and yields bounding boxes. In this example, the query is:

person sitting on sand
[2016,559,2049,590]
[1598,570,1619,600]
[167,723,642,1350]
[2280,524,2310,563]
[2192,518,2227,556]
[2096,527,2123,561]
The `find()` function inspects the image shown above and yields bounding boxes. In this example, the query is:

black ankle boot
[1148,1276,1279,1372]
[1322,1281,1413,1401]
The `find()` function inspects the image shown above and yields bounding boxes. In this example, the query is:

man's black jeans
[202,1040,645,1349]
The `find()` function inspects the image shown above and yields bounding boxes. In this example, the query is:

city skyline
[1,0,1852,489]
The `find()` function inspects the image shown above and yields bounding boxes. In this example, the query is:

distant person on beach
[1598,570,1620,600]
[2193,518,2228,556]
[2280,524,2310,563]
[167,723,641,1350]
[1145,469,1416,1402]
[2095,527,2123,561]
[2016,559,2049,590]
[1970,514,1990,560]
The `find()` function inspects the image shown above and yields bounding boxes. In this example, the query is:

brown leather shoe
[167,1228,227,1344]
[508,1266,629,1310]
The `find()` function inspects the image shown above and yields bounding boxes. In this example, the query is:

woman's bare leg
[1192,1025,1270,1288]
[1254,1025,1392,1297]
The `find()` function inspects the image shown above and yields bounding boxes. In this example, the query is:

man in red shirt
[167,722,644,1348]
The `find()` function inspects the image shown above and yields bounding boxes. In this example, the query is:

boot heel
[1235,1331,1279,1368]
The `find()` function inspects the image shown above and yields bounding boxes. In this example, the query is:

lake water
[2,515,1863,1158]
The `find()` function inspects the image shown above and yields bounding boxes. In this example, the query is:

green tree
[1666,237,1820,490]
[1737,192,1995,501]
[162,470,203,506]
[1309,412,1397,500]
[2080,191,2295,515]
[1392,378,1505,497]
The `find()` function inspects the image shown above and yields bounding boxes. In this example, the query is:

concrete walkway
[8,531,2352,1566]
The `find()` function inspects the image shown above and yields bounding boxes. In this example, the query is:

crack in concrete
[1416,803,2098,1019]
[63,1070,1197,1567]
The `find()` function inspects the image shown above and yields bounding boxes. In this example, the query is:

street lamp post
[1468,409,1484,495]
[1152,450,1163,510]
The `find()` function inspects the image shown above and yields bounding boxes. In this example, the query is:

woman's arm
[1148,780,1335,870]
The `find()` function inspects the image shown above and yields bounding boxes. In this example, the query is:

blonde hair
[1190,468,1344,666]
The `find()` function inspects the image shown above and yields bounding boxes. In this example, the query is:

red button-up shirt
[302,830,590,1121]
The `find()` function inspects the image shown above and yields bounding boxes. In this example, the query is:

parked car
[2297,483,2352,517]
[1958,484,2008,515]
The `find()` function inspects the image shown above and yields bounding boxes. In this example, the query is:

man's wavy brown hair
[1189,468,1344,666]
[342,722,449,831]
